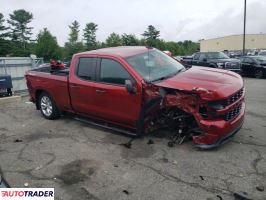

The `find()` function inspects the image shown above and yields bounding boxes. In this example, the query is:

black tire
[38,92,60,120]
[7,88,12,96]
[209,64,217,68]
[255,69,263,79]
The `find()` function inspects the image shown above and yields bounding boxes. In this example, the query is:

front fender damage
[141,84,228,148]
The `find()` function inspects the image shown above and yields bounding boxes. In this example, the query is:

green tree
[34,28,62,61]
[7,9,33,50]
[64,20,84,60]
[106,33,122,47]
[142,25,160,46]
[0,13,9,39]
[68,20,79,43]
[121,34,139,46]
[0,13,11,56]
[83,22,98,50]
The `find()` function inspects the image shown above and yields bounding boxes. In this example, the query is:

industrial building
[200,34,266,52]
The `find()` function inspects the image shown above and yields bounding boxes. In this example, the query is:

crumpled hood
[154,67,244,100]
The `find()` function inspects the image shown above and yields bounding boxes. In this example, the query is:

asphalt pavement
[0,77,265,200]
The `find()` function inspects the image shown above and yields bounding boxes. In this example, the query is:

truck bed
[26,65,72,112]
[31,64,69,76]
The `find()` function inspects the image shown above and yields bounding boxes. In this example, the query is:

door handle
[70,84,80,89]
[96,89,106,93]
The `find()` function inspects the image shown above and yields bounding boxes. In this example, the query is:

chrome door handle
[96,89,106,93]
[70,84,80,89]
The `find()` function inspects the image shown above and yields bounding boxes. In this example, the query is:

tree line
[0,9,199,61]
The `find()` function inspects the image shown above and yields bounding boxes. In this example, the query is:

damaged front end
[141,84,245,149]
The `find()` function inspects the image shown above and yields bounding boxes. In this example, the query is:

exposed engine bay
[142,84,203,147]
[142,83,245,148]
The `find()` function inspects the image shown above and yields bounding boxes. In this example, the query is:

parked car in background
[258,50,266,56]
[173,55,194,68]
[240,56,266,78]
[181,52,241,73]
[173,56,183,62]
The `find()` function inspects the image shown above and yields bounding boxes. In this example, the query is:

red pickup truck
[25,46,245,149]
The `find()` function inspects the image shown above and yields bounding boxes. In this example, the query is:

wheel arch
[209,63,217,68]
[35,89,53,110]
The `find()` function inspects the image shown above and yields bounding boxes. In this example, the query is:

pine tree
[83,22,98,50]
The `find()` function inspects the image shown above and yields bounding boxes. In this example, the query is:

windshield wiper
[151,69,183,82]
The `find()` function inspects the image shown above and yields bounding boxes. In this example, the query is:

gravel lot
[0,77,265,200]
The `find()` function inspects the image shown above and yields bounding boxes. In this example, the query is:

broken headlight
[208,100,226,110]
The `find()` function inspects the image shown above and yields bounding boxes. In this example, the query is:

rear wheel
[38,92,60,119]
[255,69,263,79]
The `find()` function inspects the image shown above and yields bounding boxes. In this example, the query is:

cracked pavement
[0,77,265,200]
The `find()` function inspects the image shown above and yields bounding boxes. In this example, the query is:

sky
[1,0,265,46]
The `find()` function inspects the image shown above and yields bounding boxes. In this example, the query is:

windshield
[126,49,185,82]
[207,52,230,59]
[254,56,266,64]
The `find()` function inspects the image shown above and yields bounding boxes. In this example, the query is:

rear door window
[100,58,132,85]
[199,53,207,61]
[77,57,97,81]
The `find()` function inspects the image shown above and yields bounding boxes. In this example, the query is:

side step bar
[73,117,138,137]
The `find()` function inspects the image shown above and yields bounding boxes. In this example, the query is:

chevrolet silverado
[25,46,245,149]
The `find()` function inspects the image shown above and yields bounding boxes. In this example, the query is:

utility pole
[243,0,247,55]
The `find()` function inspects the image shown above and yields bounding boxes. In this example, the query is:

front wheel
[38,92,60,119]
[255,69,263,79]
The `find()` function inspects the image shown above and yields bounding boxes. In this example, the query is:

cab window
[100,58,132,85]
[77,57,97,81]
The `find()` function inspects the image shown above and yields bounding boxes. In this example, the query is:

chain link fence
[0,57,44,95]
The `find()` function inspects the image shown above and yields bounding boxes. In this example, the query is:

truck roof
[75,46,149,58]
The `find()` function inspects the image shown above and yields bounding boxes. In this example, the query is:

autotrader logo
[0,188,54,200]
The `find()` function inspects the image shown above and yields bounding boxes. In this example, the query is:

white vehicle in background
[258,50,266,56]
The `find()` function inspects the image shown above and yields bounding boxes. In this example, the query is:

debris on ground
[256,185,264,192]
[34,165,43,171]
[14,139,23,143]
[216,194,223,200]
[0,174,10,188]
[158,158,168,163]
[233,191,252,200]
[24,182,29,187]
[120,142,131,149]
[168,141,174,147]
[147,139,154,145]
[199,175,205,180]
[113,164,118,168]
[122,190,129,195]
[119,139,134,149]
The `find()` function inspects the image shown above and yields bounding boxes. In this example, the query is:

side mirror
[125,80,136,94]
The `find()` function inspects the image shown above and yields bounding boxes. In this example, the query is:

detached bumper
[193,102,245,149]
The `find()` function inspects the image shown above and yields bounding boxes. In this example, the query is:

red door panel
[91,83,141,127]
